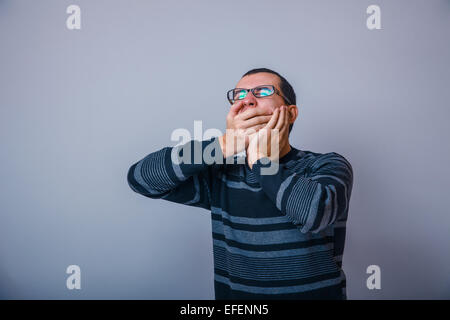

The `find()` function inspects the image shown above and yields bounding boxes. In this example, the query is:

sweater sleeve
[252,152,354,233]
[127,136,224,211]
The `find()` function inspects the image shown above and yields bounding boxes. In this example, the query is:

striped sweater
[127,136,354,300]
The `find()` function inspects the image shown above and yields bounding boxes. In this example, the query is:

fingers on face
[275,106,285,130]
[230,100,245,116]
[284,106,290,133]
[245,123,265,136]
[266,107,280,129]
[276,106,290,134]
[242,115,272,129]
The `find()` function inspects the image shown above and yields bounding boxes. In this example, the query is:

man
[127,68,354,300]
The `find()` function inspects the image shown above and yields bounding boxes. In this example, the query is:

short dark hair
[242,68,296,134]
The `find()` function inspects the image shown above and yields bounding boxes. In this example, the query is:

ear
[286,105,298,124]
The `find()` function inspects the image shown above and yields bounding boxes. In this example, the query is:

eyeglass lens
[232,86,274,101]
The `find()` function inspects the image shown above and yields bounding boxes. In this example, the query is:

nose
[242,90,257,108]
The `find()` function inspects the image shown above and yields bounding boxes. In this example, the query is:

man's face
[234,72,286,117]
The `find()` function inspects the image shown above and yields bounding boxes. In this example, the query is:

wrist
[218,135,226,157]
[219,134,233,159]
[247,152,266,169]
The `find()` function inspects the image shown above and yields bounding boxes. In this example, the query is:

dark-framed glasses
[226,85,292,105]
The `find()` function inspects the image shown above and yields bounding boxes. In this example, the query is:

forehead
[236,72,281,89]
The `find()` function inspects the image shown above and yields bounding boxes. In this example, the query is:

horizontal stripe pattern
[213,246,339,280]
[214,273,344,295]
[212,220,331,246]
[127,140,353,299]
[212,239,334,258]
[214,279,344,299]
[212,232,335,252]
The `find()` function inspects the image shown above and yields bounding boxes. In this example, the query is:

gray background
[1,0,449,299]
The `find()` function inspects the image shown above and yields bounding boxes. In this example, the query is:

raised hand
[219,100,272,158]
[246,105,290,169]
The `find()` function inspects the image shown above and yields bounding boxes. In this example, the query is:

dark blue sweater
[127,137,354,300]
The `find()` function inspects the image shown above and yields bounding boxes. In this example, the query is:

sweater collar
[279,145,301,164]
